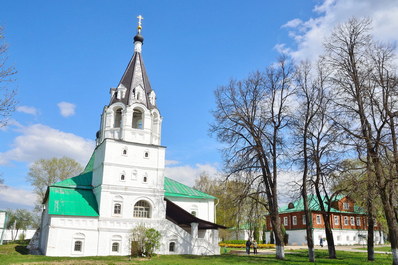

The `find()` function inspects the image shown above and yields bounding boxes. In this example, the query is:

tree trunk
[367,214,375,261]
[366,164,375,261]
[379,189,398,265]
[302,174,315,262]
[323,214,336,259]
[270,213,285,260]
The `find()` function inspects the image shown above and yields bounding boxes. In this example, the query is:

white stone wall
[168,197,215,223]
[265,229,385,246]
[1,229,36,241]
[43,215,220,257]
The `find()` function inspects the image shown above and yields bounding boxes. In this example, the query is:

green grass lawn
[0,243,394,265]
[358,246,392,252]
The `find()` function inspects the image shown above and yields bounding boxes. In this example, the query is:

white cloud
[282,18,303,28]
[16,106,38,116]
[165,163,220,187]
[57,102,76,117]
[0,123,95,166]
[280,0,398,62]
[165,160,180,166]
[0,185,37,208]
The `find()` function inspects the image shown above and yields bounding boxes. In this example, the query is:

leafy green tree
[27,157,83,210]
[144,228,161,257]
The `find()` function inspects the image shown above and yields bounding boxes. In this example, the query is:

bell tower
[92,16,166,220]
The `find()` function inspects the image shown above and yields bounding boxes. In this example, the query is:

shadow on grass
[15,245,29,255]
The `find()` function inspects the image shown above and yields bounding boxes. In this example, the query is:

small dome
[134,34,144,43]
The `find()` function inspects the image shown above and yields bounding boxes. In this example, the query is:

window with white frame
[74,240,82,252]
[111,235,122,253]
[334,216,339,225]
[72,233,85,254]
[350,217,355,225]
[302,215,306,225]
[344,216,348,225]
[144,151,149,158]
[122,147,128,156]
[114,203,121,215]
[112,242,119,252]
[356,217,361,226]
[113,196,123,216]
[133,200,151,218]
[343,202,349,210]
[283,216,288,226]
[316,215,321,224]
[346,235,350,241]
[120,172,126,181]
[292,216,297,225]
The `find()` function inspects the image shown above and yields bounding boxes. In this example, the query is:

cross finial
[137,15,144,33]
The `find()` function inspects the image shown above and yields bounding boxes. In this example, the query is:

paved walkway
[231,245,391,255]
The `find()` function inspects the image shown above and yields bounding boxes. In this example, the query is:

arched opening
[74,241,82,252]
[112,242,119,252]
[169,242,175,252]
[133,200,151,218]
[114,108,122,128]
[132,109,143,129]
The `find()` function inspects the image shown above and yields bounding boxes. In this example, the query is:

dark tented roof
[109,52,155,109]
[165,198,226,230]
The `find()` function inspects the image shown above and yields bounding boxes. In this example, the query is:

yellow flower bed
[219,243,275,249]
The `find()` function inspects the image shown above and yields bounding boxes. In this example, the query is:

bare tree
[211,57,294,260]
[325,18,398,264]
[291,61,319,262]
[0,27,16,128]
[293,60,343,259]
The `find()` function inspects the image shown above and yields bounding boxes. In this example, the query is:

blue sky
[1,0,398,210]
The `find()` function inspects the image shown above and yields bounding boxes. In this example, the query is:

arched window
[114,108,122,128]
[132,109,143,129]
[133,200,151,218]
[120,174,125,181]
[114,203,121,215]
[112,242,119,252]
[72,233,85,254]
[169,242,175,252]
[191,211,197,216]
[74,241,82,252]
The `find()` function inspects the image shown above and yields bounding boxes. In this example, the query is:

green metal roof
[53,171,93,189]
[279,195,366,215]
[164,177,216,199]
[47,186,99,216]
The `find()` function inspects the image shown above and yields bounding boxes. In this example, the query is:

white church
[37,17,224,256]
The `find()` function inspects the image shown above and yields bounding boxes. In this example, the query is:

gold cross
[137,15,144,33]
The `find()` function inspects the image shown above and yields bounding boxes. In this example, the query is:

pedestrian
[320,237,323,247]
[253,239,258,254]
[246,238,251,254]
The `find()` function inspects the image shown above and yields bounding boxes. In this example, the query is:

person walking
[246,238,251,254]
[320,237,324,247]
[253,239,258,254]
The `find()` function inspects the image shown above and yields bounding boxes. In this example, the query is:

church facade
[37,19,223,257]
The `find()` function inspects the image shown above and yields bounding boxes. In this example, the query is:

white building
[37,19,224,257]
